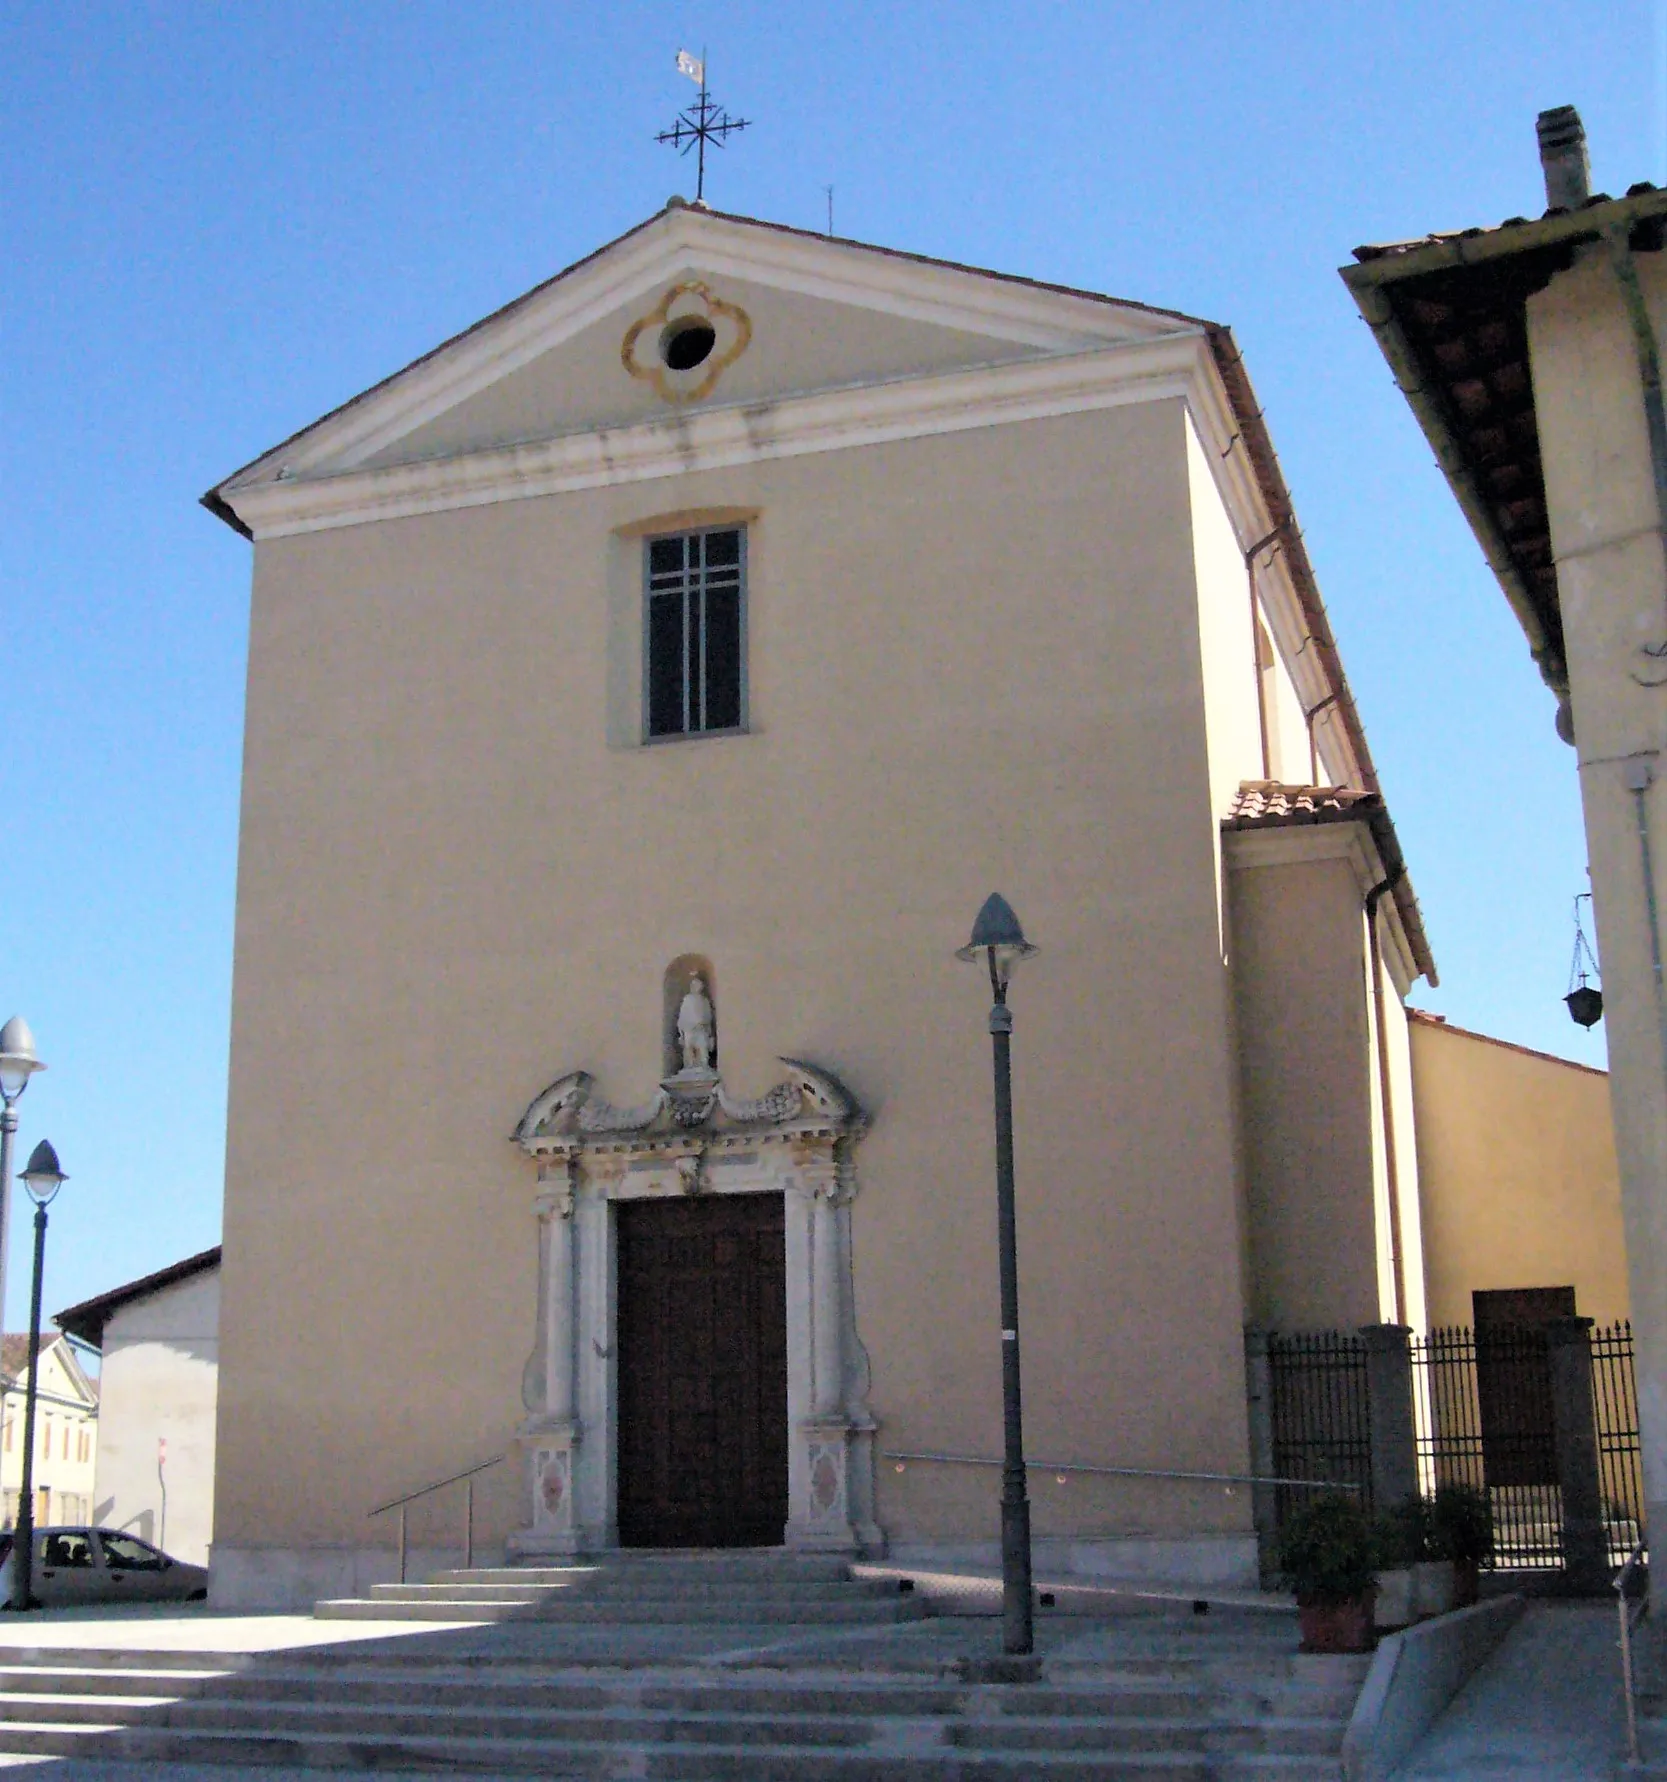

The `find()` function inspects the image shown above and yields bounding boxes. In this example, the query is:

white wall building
[56,1248,220,1565]
[0,1334,98,1528]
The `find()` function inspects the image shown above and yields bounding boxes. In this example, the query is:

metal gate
[1265,1322,1644,1573]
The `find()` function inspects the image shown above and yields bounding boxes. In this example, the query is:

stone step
[313,1592,930,1623]
[0,1666,1352,1725]
[0,1721,1346,1779]
[365,1575,906,1602]
[0,1690,1346,1754]
[458,1555,858,1583]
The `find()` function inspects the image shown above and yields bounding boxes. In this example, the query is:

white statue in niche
[676,974,716,1073]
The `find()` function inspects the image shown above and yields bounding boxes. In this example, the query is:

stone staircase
[316,1549,928,1624]
[0,1595,1368,1777]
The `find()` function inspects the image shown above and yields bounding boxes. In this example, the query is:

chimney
[1537,106,1591,211]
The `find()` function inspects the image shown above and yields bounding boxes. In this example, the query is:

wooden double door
[616,1192,789,1547]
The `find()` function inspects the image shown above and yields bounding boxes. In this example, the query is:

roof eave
[1339,271,1567,706]
[1338,188,1667,713]
[53,1245,222,1351]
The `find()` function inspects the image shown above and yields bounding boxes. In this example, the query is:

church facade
[203,203,1434,1607]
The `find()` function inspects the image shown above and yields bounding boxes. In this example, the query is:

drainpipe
[1624,759,1667,1080]
[1365,870,1408,1327]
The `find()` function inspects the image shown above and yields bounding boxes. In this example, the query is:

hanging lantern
[1566,892,1603,1029]
[1565,983,1604,1028]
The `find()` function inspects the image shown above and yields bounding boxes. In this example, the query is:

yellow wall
[217,399,1263,1564]
[1409,1013,1629,1328]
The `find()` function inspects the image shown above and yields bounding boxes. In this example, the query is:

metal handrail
[880,1448,1361,1492]
[368,1455,506,1584]
[1615,1537,1650,1767]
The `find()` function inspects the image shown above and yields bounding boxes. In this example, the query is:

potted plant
[1279,1491,1377,1653]
[1400,1495,1456,1619]
[1371,1499,1423,1630]
[1430,1482,1492,1607]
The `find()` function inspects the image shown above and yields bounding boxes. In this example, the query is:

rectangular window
[644,527,746,739]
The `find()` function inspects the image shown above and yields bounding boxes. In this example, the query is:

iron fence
[1266,1331,1373,1531]
[1411,1325,1562,1570]
[1594,1322,1646,1563]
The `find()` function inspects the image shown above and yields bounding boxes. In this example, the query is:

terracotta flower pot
[1298,1591,1376,1654]
[1374,1568,1414,1630]
[1412,1559,1455,1619]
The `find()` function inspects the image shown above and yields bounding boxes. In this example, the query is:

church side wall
[214,399,1256,1601]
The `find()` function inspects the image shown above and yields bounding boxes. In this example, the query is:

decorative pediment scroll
[514,1057,864,1157]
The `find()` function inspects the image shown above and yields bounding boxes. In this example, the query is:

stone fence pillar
[1546,1315,1611,1593]
[1361,1323,1418,1512]
[1243,1328,1280,1585]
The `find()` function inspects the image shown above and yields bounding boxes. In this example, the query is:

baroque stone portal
[509,1052,880,1557]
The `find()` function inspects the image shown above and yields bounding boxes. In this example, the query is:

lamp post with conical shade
[0,1017,45,1351]
[957,894,1039,1656]
[8,1141,65,1611]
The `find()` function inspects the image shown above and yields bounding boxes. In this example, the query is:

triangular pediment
[212,205,1206,503]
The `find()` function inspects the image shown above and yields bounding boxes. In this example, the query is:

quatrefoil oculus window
[621,281,751,403]
[645,527,746,740]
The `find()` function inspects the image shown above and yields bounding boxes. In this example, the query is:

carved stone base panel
[508,1418,583,1558]
[513,1056,877,1558]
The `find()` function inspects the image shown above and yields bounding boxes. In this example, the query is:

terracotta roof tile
[1225,781,1382,830]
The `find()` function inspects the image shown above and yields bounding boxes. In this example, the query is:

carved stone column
[510,1158,583,1557]
[785,1149,875,1554]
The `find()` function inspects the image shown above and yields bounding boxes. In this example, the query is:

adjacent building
[55,1248,221,1566]
[1408,1011,1628,1329]
[0,1333,98,1529]
[1342,108,1667,1547]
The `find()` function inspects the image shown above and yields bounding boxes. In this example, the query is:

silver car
[0,1527,207,1607]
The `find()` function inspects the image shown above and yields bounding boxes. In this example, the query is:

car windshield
[98,1533,166,1571]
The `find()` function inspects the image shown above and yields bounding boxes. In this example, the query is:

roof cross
[656,50,749,204]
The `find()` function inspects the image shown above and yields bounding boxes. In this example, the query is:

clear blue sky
[0,2,1655,1326]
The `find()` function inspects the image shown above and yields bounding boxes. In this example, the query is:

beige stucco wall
[1408,1014,1628,1329]
[217,397,1270,1580]
[1226,848,1383,1328]
[1528,243,1667,1524]
[94,1269,219,1565]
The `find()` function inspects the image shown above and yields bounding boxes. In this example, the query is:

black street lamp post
[958,893,1038,1656]
[9,1141,65,1612]
[0,1017,46,1348]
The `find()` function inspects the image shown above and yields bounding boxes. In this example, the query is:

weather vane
[656,49,749,204]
